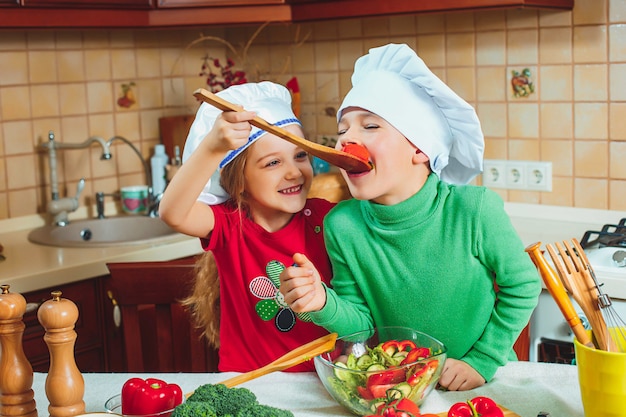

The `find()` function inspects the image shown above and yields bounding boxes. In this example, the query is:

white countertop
[0,207,203,294]
[30,361,584,417]
[1,202,625,297]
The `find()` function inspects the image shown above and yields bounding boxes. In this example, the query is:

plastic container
[574,329,626,417]
[151,144,169,195]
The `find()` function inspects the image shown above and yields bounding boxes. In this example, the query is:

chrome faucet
[39,131,162,224]
[104,135,160,218]
[38,131,110,226]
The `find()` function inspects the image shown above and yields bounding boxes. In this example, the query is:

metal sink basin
[28,216,181,248]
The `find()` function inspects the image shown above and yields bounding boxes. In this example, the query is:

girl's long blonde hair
[181,149,250,348]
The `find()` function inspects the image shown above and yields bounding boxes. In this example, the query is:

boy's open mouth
[279,184,303,195]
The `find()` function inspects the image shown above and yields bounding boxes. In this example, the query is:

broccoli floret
[171,401,218,417]
[186,384,258,416]
[235,404,294,417]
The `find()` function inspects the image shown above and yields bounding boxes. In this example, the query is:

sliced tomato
[368,383,398,399]
[377,398,421,417]
[357,385,375,400]
[367,369,407,388]
[342,143,371,163]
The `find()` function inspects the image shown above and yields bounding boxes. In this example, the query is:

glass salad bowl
[314,326,447,416]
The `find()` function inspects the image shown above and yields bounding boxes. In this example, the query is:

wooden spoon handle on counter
[525,242,595,348]
[193,88,372,173]
[185,333,337,397]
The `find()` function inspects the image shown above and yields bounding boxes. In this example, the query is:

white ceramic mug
[120,185,148,214]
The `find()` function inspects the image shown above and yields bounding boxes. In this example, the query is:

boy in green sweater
[279,43,541,391]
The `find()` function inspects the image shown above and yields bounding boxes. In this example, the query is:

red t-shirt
[202,198,335,372]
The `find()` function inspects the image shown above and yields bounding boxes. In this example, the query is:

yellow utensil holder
[574,329,626,417]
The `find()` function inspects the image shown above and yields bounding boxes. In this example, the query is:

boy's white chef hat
[338,43,484,185]
[183,81,301,205]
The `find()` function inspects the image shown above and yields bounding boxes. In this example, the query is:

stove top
[580,218,626,249]
[580,218,626,272]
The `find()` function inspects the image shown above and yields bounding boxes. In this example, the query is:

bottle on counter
[151,144,169,195]
[166,145,182,183]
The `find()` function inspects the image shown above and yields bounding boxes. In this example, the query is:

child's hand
[279,253,327,313]
[438,358,486,391]
[203,110,256,154]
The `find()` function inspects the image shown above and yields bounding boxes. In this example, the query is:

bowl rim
[314,326,447,372]
[104,394,179,417]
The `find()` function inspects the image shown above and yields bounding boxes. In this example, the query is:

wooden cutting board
[159,114,195,159]
[434,404,519,416]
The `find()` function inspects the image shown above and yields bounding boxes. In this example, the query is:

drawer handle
[107,291,121,328]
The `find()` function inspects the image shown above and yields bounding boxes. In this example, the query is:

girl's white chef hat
[338,43,484,185]
[183,81,301,205]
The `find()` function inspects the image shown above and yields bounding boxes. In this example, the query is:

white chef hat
[183,81,301,205]
[338,43,484,185]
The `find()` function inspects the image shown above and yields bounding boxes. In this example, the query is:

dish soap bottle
[151,144,169,195]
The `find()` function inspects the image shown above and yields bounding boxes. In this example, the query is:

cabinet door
[0,0,19,6]
[22,279,106,372]
[158,0,284,7]
[22,0,154,8]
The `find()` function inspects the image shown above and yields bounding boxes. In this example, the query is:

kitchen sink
[28,216,181,248]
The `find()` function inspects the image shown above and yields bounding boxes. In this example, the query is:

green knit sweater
[311,174,541,381]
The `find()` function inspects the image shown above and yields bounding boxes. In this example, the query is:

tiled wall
[0,0,624,220]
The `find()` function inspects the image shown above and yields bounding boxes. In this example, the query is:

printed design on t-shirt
[249,260,312,332]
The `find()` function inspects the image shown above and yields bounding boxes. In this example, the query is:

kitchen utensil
[193,88,373,173]
[548,239,613,351]
[186,332,337,396]
[525,242,595,348]
[569,239,626,352]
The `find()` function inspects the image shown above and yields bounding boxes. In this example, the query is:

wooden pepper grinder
[37,291,84,417]
[0,284,37,417]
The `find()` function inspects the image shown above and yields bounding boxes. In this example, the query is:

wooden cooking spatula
[193,88,372,173]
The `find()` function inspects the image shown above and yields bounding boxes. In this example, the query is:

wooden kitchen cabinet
[22,0,153,8]
[22,278,107,373]
[157,0,285,7]
[289,0,574,22]
[0,0,572,27]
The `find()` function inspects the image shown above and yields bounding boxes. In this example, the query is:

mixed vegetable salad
[323,339,444,415]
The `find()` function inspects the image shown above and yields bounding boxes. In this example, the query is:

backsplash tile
[0,0,625,220]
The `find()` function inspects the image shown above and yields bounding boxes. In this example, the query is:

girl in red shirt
[160,82,341,372]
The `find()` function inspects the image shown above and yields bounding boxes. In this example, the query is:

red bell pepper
[400,347,431,365]
[407,359,438,386]
[381,340,417,356]
[447,396,504,417]
[121,378,183,416]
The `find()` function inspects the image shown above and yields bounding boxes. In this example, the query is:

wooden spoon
[185,332,337,397]
[193,88,372,173]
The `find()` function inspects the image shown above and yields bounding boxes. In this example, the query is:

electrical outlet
[506,161,527,189]
[526,161,552,191]
[482,159,552,191]
[482,160,507,188]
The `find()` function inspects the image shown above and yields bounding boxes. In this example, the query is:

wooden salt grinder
[0,285,37,417]
[37,291,85,417]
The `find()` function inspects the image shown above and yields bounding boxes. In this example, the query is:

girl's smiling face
[337,107,430,205]
[243,125,313,232]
